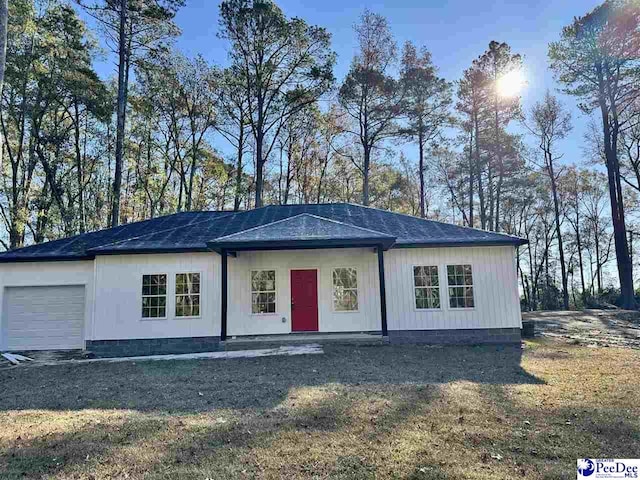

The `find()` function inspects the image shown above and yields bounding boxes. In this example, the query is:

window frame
[141,273,168,320]
[412,265,443,311]
[250,269,278,316]
[174,272,202,318]
[445,264,476,310]
[331,266,360,313]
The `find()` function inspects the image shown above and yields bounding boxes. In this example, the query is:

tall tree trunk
[283,139,294,205]
[575,210,586,302]
[494,175,503,232]
[468,129,474,227]
[526,236,537,310]
[544,225,550,289]
[0,0,6,93]
[111,0,129,227]
[277,144,284,204]
[255,129,264,208]
[186,118,198,211]
[418,128,425,218]
[487,160,494,231]
[0,0,7,171]
[177,166,184,212]
[33,182,51,244]
[492,89,503,232]
[547,154,569,310]
[473,113,486,229]
[362,144,371,206]
[595,234,602,294]
[317,150,330,204]
[233,120,244,211]
[598,93,635,308]
[283,162,292,205]
[73,101,86,233]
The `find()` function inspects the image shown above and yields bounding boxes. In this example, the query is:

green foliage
[218,0,335,206]
[548,0,640,114]
[399,42,453,142]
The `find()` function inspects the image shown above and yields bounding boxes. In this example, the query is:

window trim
[141,272,168,320]
[250,268,278,316]
[174,272,202,319]
[331,266,360,313]
[445,263,476,310]
[411,264,443,312]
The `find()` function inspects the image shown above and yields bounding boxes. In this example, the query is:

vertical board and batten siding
[384,246,521,331]
[0,244,521,349]
[227,248,381,336]
[92,252,220,340]
[0,261,94,350]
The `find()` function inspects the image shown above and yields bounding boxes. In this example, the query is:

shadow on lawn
[0,344,542,413]
[0,377,444,479]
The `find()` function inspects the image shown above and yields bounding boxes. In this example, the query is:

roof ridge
[343,202,524,240]
[300,213,395,237]
[86,211,238,252]
[211,212,395,243]
[211,213,309,241]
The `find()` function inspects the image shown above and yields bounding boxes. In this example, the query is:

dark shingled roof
[207,213,396,251]
[0,203,526,262]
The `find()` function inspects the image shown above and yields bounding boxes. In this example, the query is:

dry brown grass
[0,339,638,479]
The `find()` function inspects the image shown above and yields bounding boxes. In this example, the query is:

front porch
[210,213,395,341]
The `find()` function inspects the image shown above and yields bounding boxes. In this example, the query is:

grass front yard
[1,340,638,479]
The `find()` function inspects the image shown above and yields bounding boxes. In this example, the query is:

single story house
[0,203,526,356]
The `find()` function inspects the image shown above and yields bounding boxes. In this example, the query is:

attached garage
[3,285,85,351]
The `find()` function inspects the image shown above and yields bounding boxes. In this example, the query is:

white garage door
[5,285,85,350]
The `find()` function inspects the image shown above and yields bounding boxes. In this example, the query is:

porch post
[221,248,228,341]
[377,245,388,336]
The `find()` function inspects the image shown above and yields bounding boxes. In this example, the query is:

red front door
[291,269,319,332]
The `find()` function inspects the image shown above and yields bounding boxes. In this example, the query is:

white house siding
[384,246,522,331]
[92,253,220,341]
[1,245,521,353]
[0,261,94,350]
[227,248,381,336]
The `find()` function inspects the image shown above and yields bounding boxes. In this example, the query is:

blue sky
[90,0,603,167]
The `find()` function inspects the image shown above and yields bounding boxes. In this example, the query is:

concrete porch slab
[224,332,386,350]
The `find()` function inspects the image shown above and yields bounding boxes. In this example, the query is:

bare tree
[216,67,251,211]
[525,92,572,309]
[619,102,640,193]
[562,167,588,303]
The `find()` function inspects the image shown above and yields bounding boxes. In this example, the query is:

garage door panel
[8,314,84,324]
[8,303,85,312]
[8,327,83,336]
[5,285,85,350]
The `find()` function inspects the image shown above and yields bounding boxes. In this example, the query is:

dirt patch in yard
[0,341,638,479]
[523,309,640,349]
